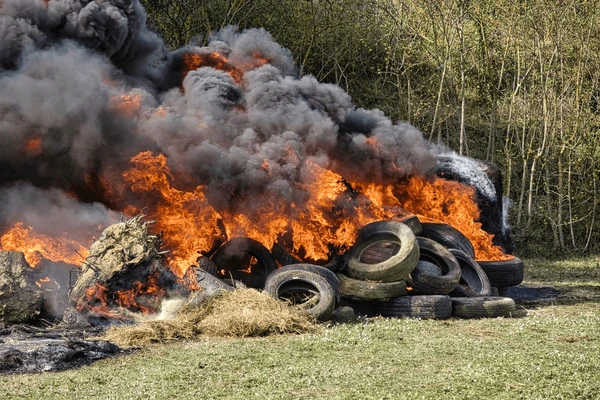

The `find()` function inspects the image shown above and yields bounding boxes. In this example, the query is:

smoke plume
[0,0,482,250]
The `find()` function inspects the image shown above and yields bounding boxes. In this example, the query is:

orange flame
[35,276,58,291]
[182,51,269,84]
[114,275,165,314]
[0,222,89,266]
[351,176,511,260]
[286,162,410,261]
[183,52,243,83]
[115,152,509,275]
[111,92,142,117]
[75,283,126,319]
[121,152,224,277]
[25,137,42,156]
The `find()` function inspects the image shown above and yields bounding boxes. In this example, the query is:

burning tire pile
[209,218,523,322]
[0,0,526,374]
[0,214,523,373]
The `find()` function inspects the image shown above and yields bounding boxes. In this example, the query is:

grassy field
[2,257,600,399]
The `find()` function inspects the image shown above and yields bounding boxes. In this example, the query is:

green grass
[2,257,600,400]
[523,257,600,304]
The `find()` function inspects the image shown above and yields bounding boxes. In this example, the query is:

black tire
[271,242,343,272]
[339,298,376,318]
[211,237,277,289]
[497,286,511,297]
[397,215,423,235]
[375,295,452,320]
[317,254,344,272]
[198,256,218,276]
[331,306,356,323]
[279,263,341,292]
[420,223,475,259]
[346,220,419,282]
[271,242,302,266]
[451,296,516,318]
[408,237,461,295]
[448,249,492,297]
[477,257,524,287]
[336,273,407,301]
[263,264,340,321]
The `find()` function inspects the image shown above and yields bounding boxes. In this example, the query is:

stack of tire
[353,219,520,320]
[198,237,343,321]
[202,217,523,322]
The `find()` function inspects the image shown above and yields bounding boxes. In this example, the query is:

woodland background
[140,0,600,257]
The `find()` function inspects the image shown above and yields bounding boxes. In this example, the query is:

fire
[401,176,511,260]
[0,150,508,285]
[114,275,165,314]
[351,176,512,261]
[35,276,58,291]
[180,266,200,291]
[111,92,142,117]
[75,277,164,319]
[25,137,42,156]
[286,162,412,261]
[0,222,89,266]
[0,8,520,326]
[154,106,169,117]
[112,150,509,278]
[182,51,269,84]
[75,283,124,319]
[121,152,224,277]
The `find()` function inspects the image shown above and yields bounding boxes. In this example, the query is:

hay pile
[103,289,316,346]
[70,215,161,305]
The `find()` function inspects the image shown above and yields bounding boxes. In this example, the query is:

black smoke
[0,0,495,247]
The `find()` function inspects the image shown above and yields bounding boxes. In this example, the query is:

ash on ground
[0,324,126,374]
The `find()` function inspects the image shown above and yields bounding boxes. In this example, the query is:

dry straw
[103,289,316,346]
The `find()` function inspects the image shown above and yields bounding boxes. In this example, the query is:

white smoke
[437,152,497,201]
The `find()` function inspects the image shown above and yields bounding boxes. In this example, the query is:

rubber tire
[331,306,356,323]
[408,237,461,295]
[263,264,340,321]
[451,296,516,318]
[448,249,492,297]
[211,237,277,289]
[336,273,407,301]
[279,263,341,293]
[271,242,301,266]
[271,242,344,272]
[198,256,218,276]
[346,220,419,282]
[477,257,524,287]
[397,215,423,235]
[375,295,452,320]
[339,298,376,317]
[497,286,511,297]
[420,223,475,259]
